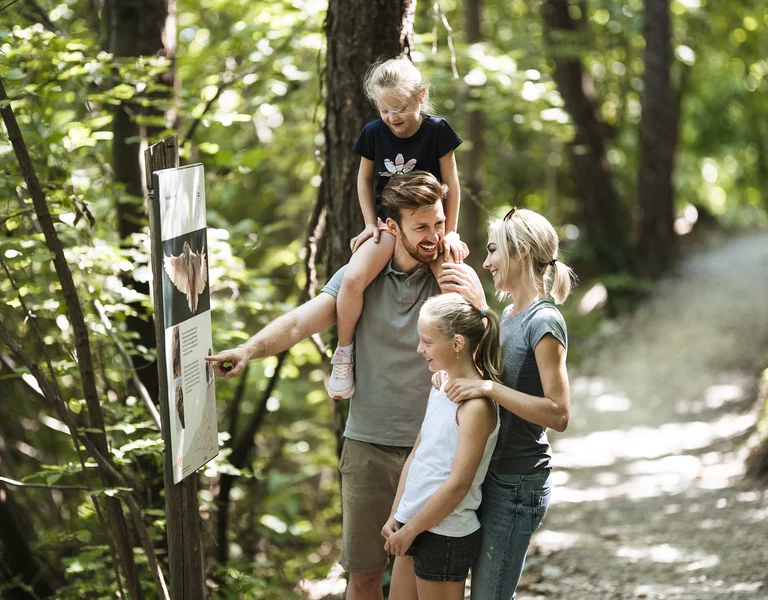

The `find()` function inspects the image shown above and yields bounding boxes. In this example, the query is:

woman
[439,207,575,599]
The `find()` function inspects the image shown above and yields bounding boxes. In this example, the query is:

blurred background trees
[1,0,767,596]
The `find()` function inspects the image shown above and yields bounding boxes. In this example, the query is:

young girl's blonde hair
[420,293,502,383]
[363,57,432,113]
[489,209,576,305]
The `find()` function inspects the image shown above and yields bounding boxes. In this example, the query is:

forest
[1,0,767,598]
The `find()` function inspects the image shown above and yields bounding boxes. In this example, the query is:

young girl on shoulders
[328,57,467,400]
[381,293,500,600]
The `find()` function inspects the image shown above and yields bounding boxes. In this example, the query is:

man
[208,171,484,600]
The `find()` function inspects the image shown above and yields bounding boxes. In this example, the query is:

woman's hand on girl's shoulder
[445,378,493,404]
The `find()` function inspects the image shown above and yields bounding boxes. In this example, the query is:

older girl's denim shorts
[407,528,482,582]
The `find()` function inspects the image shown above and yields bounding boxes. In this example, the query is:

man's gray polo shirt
[322,260,442,447]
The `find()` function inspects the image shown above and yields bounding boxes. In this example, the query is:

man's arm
[206,293,337,379]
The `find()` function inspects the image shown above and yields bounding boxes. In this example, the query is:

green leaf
[4,69,25,80]
[76,530,92,543]
[111,84,135,100]
[198,142,220,154]
[68,399,83,414]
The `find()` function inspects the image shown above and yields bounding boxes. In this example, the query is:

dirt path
[519,230,768,599]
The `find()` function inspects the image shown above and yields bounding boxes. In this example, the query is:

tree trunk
[318,0,415,466]
[635,0,678,276]
[107,0,176,403]
[321,0,416,277]
[461,0,485,273]
[542,0,630,273]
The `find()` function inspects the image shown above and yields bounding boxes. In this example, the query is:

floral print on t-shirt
[380,153,417,177]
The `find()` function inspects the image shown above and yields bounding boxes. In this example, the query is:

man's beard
[401,234,440,264]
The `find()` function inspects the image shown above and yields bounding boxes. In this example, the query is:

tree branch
[216,349,288,563]
[93,300,162,430]
[1,257,64,402]
[0,475,89,491]
[1,75,146,599]
[22,0,62,35]
[0,320,167,599]
[122,491,170,600]
[181,24,303,146]
[0,319,127,599]
[226,362,250,437]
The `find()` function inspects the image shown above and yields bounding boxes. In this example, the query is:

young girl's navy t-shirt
[353,114,462,215]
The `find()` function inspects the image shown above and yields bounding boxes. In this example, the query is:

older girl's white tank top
[394,384,499,537]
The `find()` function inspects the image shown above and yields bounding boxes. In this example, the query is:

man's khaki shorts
[338,437,411,574]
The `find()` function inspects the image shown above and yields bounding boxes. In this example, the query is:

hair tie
[480,308,487,318]
[550,258,558,267]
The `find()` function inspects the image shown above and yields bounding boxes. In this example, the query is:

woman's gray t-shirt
[491,298,567,476]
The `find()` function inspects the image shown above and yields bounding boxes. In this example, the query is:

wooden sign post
[144,135,205,599]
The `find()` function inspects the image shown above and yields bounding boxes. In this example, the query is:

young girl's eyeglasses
[503,207,532,233]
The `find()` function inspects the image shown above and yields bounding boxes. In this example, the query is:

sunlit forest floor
[518,229,768,599]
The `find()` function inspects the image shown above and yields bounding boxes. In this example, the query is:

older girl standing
[382,293,501,600]
[442,207,575,600]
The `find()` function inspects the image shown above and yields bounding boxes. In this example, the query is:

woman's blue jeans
[470,469,552,600]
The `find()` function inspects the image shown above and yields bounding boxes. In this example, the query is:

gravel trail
[519,230,768,600]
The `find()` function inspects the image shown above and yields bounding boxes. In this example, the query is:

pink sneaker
[328,347,355,400]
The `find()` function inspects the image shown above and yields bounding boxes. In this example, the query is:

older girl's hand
[444,377,493,404]
[384,524,416,557]
[381,515,401,541]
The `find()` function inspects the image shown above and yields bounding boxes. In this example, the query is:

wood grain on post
[144,136,205,600]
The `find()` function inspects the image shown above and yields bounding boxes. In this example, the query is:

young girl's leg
[389,555,419,600]
[328,232,395,399]
[415,579,465,600]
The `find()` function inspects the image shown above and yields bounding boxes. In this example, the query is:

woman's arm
[385,398,496,556]
[445,334,570,432]
[438,150,460,233]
